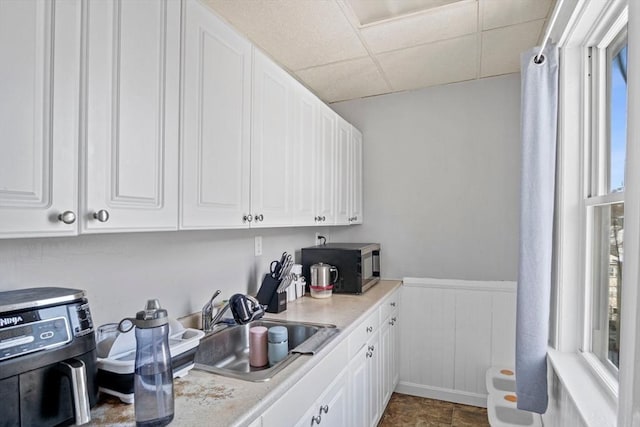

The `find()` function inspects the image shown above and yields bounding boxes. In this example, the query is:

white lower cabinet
[261,339,348,427]
[349,330,381,427]
[381,308,399,406]
[259,288,401,427]
[293,367,349,427]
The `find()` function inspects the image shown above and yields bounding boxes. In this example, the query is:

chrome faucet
[202,290,223,332]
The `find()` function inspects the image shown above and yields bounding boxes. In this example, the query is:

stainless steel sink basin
[193,319,338,382]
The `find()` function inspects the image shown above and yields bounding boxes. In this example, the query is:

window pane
[609,44,627,193]
[591,203,624,371]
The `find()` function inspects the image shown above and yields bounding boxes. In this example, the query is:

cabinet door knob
[321,216,326,221]
[58,211,77,225]
[312,415,322,425]
[256,214,264,222]
[320,404,329,415]
[366,351,373,358]
[366,326,373,333]
[243,214,253,222]
[390,302,396,307]
[93,210,110,222]
[392,317,397,322]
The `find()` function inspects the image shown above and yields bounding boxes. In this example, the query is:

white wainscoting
[543,367,588,427]
[396,277,517,407]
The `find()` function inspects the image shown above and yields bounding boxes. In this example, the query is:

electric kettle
[310,263,339,287]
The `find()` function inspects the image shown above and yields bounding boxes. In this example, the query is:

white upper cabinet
[0,1,363,238]
[315,104,337,225]
[251,49,294,227]
[82,0,180,233]
[336,117,352,225]
[180,0,252,229]
[291,83,317,226]
[350,126,363,224]
[0,0,82,238]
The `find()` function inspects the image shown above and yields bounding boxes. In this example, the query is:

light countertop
[89,280,402,427]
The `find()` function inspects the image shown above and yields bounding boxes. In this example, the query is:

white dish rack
[96,318,205,403]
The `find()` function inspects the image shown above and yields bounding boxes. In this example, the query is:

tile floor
[378,393,490,427]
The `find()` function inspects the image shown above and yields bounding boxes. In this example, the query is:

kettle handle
[330,266,339,284]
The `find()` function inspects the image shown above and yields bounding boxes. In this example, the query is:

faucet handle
[210,290,222,302]
[202,290,223,331]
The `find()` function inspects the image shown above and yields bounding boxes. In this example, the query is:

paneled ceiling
[204,0,555,103]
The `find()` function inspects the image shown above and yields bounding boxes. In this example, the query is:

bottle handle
[118,318,135,333]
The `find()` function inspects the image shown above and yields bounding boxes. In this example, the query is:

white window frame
[552,0,640,425]
[580,13,627,394]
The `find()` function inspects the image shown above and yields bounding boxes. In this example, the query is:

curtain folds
[515,44,559,414]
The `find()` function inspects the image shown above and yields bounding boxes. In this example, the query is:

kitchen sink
[193,319,338,382]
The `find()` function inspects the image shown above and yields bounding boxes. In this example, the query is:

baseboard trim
[395,381,488,408]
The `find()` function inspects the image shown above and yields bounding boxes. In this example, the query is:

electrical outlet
[254,236,262,256]
[314,232,320,245]
[315,233,326,246]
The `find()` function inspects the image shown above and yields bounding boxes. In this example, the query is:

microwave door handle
[372,251,380,276]
[58,359,91,425]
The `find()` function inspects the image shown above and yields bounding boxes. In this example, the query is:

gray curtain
[515,44,558,414]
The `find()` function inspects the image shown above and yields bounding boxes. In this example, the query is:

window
[585,25,627,378]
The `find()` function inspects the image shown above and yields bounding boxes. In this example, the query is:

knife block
[256,274,287,313]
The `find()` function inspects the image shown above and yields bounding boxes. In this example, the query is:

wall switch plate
[254,236,262,256]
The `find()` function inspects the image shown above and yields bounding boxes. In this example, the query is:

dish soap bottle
[122,299,174,426]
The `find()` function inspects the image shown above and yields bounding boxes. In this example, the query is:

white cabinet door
[368,331,381,427]
[0,0,81,238]
[380,316,393,407]
[350,344,370,427]
[180,0,251,229]
[251,49,293,227]
[390,311,400,391]
[350,127,363,225]
[291,84,317,226]
[83,0,180,233]
[335,118,351,225]
[293,367,349,427]
[315,104,336,225]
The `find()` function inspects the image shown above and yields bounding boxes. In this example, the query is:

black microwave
[301,243,380,294]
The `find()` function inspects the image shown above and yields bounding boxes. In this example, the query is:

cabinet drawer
[348,309,380,357]
[262,338,348,427]
[380,290,400,321]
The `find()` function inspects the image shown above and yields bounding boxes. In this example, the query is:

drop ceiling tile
[481,0,553,30]
[360,0,478,54]
[481,19,544,77]
[376,34,478,92]
[204,0,367,71]
[346,0,465,26]
[296,57,391,103]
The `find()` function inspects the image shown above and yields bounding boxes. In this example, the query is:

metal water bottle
[126,299,174,426]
